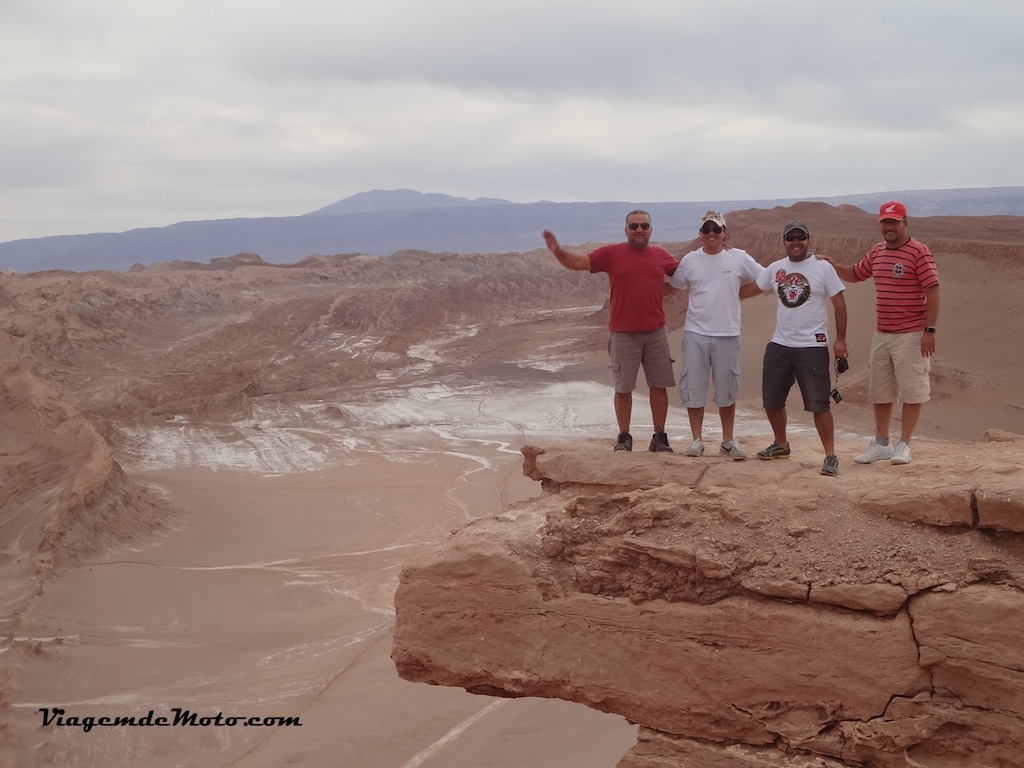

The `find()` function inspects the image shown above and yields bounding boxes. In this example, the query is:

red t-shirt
[852,237,939,333]
[588,242,679,332]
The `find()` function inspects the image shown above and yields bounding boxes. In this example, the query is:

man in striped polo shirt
[823,201,940,465]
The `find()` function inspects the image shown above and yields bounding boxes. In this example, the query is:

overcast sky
[2,0,1021,242]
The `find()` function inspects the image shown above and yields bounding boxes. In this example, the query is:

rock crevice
[394,432,1024,767]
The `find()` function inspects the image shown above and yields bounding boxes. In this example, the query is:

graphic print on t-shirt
[774,269,811,308]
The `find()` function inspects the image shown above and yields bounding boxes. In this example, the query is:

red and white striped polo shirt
[853,237,939,333]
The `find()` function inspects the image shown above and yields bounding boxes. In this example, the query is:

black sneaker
[613,432,633,452]
[757,441,791,460]
[649,432,673,452]
[820,454,839,476]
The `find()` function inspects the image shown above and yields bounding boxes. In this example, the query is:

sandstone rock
[393,436,1024,767]
[849,486,975,527]
[975,486,1024,532]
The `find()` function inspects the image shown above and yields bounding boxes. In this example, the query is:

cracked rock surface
[394,431,1024,767]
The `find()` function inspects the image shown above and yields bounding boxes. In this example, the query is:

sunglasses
[784,233,808,242]
[627,222,651,231]
[700,224,723,234]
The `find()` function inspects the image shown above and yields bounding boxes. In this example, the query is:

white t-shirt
[668,247,764,336]
[754,256,845,347]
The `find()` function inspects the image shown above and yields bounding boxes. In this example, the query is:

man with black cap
[819,201,940,466]
[742,220,847,475]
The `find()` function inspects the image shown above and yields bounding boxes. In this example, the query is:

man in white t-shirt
[668,211,763,460]
[742,220,848,475]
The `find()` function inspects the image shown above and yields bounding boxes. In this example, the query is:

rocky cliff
[0,333,169,576]
[392,432,1024,767]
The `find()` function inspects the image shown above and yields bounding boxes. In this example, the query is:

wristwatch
[924,326,937,333]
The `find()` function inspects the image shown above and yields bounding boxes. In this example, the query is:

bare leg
[900,402,922,443]
[686,407,704,442]
[719,403,736,443]
[873,402,893,441]
[765,408,787,445]
[614,392,633,434]
[649,387,668,433]
[813,410,835,455]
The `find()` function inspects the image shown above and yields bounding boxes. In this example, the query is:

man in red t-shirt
[823,201,940,466]
[543,210,679,453]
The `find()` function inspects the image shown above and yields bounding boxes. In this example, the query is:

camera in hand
[831,356,848,403]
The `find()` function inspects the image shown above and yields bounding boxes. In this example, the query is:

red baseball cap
[878,201,908,221]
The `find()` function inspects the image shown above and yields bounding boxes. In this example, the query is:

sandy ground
[9,376,646,768]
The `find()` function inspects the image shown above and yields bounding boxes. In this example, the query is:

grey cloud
[1,0,1023,242]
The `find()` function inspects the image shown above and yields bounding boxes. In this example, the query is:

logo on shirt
[776,271,811,308]
[892,263,905,277]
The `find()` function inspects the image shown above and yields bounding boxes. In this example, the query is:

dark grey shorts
[762,342,831,413]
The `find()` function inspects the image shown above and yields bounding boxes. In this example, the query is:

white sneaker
[890,440,912,465]
[686,439,705,457]
[719,440,748,461]
[854,438,894,464]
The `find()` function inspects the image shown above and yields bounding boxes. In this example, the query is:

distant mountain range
[3,186,1024,272]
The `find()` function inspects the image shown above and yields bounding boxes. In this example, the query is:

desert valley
[2,201,1024,767]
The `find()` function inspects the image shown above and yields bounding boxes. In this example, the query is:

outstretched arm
[543,230,590,271]
[816,254,858,283]
[739,281,765,300]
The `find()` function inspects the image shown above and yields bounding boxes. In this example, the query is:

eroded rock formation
[393,433,1024,767]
